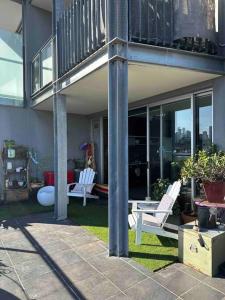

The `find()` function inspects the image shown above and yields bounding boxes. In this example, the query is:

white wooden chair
[128,180,181,244]
[67,168,99,206]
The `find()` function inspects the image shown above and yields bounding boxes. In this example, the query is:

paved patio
[0,213,225,300]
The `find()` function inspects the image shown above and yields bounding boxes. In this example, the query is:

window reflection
[196,94,212,151]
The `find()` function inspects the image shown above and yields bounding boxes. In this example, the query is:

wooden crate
[178,223,225,277]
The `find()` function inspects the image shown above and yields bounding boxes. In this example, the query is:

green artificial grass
[0,199,52,220]
[68,200,178,272]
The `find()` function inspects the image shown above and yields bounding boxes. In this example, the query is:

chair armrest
[67,182,78,187]
[132,209,173,214]
[128,200,160,204]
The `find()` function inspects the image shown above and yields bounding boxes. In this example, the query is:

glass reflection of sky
[175,108,191,133]
[199,106,212,134]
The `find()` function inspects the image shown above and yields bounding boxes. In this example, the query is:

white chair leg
[83,187,87,207]
[136,213,142,245]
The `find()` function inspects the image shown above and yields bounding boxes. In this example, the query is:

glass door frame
[147,89,213,198]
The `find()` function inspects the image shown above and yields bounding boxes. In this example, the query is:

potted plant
[181,147,225,203]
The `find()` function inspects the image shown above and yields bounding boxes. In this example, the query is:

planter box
[179,222,225,277]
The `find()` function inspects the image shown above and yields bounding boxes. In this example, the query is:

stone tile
[49,249,83,268]
[88,253,131,273]
[0,229,26,243]
[41,288,79,300]
[23,271,65,299]
[3,238,36,252]
[152,264,199,296]
[64,232,99,248]
[7,248,39,265]
[75,240,106,259]
[15,256,52,282]
[75,273,121,300]
[41,239,71,255]
[103,263,146,291]
[0,268,27,300]
[62,261,97,283]
[124,278,177,300]
[179,264,208,281]
[203,275,225,294]
[109,293,130,300]
[181,282,225,300]
[125,259,153,277]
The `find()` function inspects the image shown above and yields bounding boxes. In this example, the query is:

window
[195,93,212,151]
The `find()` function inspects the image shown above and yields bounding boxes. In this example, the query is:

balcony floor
[1,213,225,300]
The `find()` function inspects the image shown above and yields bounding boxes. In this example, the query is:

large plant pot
[203,181,225,203]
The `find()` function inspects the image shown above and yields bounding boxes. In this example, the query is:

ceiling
[35,62,219,115]
[31,0,72,12]
[0,0,22,32]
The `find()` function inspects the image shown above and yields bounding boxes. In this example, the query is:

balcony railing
[32,38,53,95]
[58,0,106,77]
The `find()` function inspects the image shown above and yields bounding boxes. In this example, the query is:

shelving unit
[1,145,30,203]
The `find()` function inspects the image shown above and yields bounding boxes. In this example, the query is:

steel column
[53,0,68,220]
[107,0,129,257]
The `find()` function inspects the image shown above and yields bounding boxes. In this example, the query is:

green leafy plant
[181,147,225,183]
[151,178,170,201]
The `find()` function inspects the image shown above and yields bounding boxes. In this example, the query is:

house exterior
[1,0,225,256]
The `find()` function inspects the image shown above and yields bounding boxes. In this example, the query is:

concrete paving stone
[40,288,81,300]
[75,240,107,259]
[124,259,154,277]
[48,249,83,268]
[23,271,66,299]
[62,260,98,284]
[103,263,147,291]
[15,256,52,282]
[181,282,225,300]
[124,277,177,300]
[0,229,26,243]
[7,247,39,265]
[203,275,225,294]
[151,264,200,296]
[178,264,208,281]
[40,239,71,255]
[0,268,27,300]
[87,253,132,274]
[65,232,99,248]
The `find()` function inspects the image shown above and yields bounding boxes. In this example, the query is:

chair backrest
[155,180,181,226]
[78,168,95,184]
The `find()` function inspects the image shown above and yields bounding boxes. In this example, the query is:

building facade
[1,0,225,256]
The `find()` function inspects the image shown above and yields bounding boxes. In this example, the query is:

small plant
[151,178,170,201]
[181,149,225,183]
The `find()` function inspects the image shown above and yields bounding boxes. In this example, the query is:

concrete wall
[0,106,90,179]
[23,3,52,103]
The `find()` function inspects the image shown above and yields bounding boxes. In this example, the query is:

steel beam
[107,0,129,257]
[53,0,68,220]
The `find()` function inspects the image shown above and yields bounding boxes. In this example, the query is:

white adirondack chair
[67,168,99,206]
[128,180,181,244]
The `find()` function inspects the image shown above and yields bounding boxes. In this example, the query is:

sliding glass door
[162,99,191,181]
[148,92,212,196]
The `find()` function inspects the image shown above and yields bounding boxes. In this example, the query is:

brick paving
[0,213,224,300]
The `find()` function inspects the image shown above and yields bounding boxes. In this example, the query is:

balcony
[31,38,53,95]
[31,0,222,97]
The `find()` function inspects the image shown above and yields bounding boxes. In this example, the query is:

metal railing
[31,38,53,95]
[58,0,106,77]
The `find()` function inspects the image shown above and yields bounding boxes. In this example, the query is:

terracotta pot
[203,181,225,203]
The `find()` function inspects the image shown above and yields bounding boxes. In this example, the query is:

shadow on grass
[129,251,178,262]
